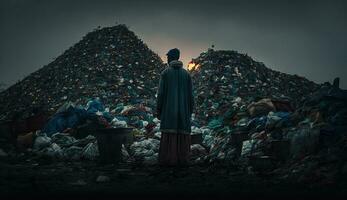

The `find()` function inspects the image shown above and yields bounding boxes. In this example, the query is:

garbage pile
[32,132,99,160]
[0,24,165,121]
[276,82,347,184]
[190,78,347,184]
[189,49,319,125]
[182,49,347,184]
[11,95,165,164]
[15,98,113,160]
[32,130,132,163]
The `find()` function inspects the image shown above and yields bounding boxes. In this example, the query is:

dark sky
[1,0,347,89]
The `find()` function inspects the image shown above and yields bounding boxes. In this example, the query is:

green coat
[156,60,194,134]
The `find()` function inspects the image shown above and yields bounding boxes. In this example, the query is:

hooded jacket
[156,60,194,134]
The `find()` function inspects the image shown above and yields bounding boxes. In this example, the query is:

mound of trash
[190,75,347,185]
[183,49,347,184]
[0,24,165,121]
[189,49,319,124]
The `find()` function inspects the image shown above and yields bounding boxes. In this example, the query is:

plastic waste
[63,146,83,160]
[33,132,52,150]
[51,132,77,147]
[82,141,99,160]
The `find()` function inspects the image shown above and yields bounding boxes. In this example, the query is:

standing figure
[157,48,194,166]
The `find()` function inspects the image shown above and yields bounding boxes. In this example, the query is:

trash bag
[266,111,291,129]
[72,134,96,147]
[121,144,130,161]
[42,105,88,136]
[202,134,214,148]
[191,144,207,158]
[82,141,99,160]
[241,139,264,158]
[34,142,63,158]
[55,101,75,114]
[33,132,52,150]
[247,116,268,131]
[63,146,83,160]
[287,125,320,159]
[111,118,127,128]
[247,98,276,117]
[44,143,63,158]
[51,132,77,147]
[86,98,112,121]
[154,132,161,139]
[86,98,105,113]
[130,138,160,161]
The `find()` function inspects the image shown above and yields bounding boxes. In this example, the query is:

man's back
[157,60,194,134]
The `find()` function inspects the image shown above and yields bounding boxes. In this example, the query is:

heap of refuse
[0,24,165,121]
[187,50,347,183]
[13,97,162,164]
[182,49,347,184]
[189,49,319,125]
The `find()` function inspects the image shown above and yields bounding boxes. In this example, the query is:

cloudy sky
[1,0,346,89]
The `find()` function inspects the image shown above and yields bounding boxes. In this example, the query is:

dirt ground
[1,154,346,200]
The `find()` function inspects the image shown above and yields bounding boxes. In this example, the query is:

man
[156,48,194,166]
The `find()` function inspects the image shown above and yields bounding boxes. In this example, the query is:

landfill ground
[1,155,347,199]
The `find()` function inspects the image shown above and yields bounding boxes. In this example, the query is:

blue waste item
[274,112,290,119]
[266,112,291,128]
[247,116,267,130]
[42,106,88,136]
[191,120,200,128]
[277,112,291,126]
[42,99,114,136]
[86,98,112,122]
[208,118,223,130]
[86,98,105,114]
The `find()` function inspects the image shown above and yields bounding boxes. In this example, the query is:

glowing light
[188,62,200,71]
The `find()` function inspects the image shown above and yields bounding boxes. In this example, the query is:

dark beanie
[166,48,180,61]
